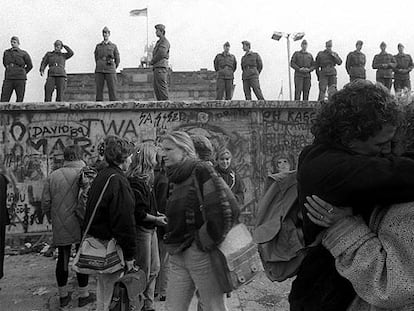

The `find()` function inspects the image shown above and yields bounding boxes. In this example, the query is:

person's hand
[305,195,352,227]
[155,215,168,226]
[125,260,135,271]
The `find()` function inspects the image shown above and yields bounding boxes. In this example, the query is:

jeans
[294,75,311,100]
[318,75,337,101]
[166,242,228,311]
[242,78,264,100]
[44,76,66,102]
[96,270,123,311]
[153,68,169,100]
[216,79,233,100]
[95,72,117,101]
[155,238,170,297]
[1,79,26,102]
[135,227,160,310]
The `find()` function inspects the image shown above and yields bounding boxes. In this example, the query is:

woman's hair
[217,147,232,159]
[311,80,400,146]
[63,144,83,161]
[126,142,158,177]
[161,131,197,159]
[103,135,134,165]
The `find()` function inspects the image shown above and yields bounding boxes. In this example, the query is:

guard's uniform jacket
[290,51,314,77]
[40,46,74,77]
[315,50,342,76]
[214,52,237,79]
[151,37,170,68]
[394,53,414,80]
[3,47,32,80]
[372,52,396,79]
[345,50,366,79]
[241,51,263,80]
[94,41,120,73]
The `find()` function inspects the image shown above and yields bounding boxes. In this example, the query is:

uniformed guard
[290,39,314,101]
[151,24,170,101]
[214,41,237,100]
[40,40,74,102]
[372,42,396,90]
[1,36,33,102]
[393,43,414,92]
[94,26,120,101]
[241,40,264,100]
[315,40,342,101]
[345,40,366,82]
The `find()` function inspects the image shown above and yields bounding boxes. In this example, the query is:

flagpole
[146,7,149,66]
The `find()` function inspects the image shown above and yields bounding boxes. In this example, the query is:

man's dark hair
[311,80,400,146]
[63,144,83,161]
[104,135,133,165]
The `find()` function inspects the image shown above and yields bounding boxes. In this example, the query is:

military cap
[398,43,404,48]
[301,39,307,45]
[224,41,230,47]
[356,40,363,46]
[241,40,251,46]
[325,40,332,47]
[10,36,19,44]
[54,40,63,46]
[155,24,166,31]
[380,41,387,47]
[102,26,110,33]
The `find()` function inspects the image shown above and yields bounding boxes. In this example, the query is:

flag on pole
[130,8,148,17]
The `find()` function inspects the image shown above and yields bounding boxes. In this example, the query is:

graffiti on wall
[1,103,316,234]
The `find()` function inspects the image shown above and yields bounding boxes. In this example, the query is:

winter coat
[324,202,414,311]
[41,160,85,246]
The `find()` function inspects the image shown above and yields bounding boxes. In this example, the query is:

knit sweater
[323,203,414,311]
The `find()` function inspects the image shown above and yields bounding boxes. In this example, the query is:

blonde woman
[160,131,238,311]
[126,142,167,311]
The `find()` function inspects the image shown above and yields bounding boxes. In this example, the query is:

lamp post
[271,31,305,100]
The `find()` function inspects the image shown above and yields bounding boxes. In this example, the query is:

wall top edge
[0,100,320,112]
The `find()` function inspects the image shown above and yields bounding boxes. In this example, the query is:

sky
[1,0,414,102]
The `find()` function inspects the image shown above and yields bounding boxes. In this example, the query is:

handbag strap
[80,173,116,244]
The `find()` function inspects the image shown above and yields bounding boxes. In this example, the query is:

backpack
[253,170,321,282]
[109,268,146,311]
[75,166,98,223]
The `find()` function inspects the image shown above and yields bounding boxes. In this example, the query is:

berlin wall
[0,100,318,235]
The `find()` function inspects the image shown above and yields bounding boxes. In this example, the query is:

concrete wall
[0,100,318,235]
[65,67,217,102]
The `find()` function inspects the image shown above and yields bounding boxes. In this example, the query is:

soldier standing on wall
[290,40,314,101]
[151,24,170,101]
[40,40,74,102]
[315,40,342,101]
[372,42,396,90]
[393,43,414,93]
[0,36,33,102]
[241,40,264,100]
[214,42,237,100]
[94,26,120,101]
[345,40,366,82]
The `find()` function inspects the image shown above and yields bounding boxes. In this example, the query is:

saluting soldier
[290,39,314,101]
[214,41,237,100]
[345,40,366,82]
[372,42,396,90]
[151,24,170,101]
[1,36,32,102]
[40,40,74,102]
[393,43,414,92]
[315,40,342,101]
[241,40,264,100]
[94,26,120,101]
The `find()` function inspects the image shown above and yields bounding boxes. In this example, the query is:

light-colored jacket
[323,202,414,311]
[41,160,85,246]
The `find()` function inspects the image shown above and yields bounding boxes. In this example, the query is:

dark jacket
[290,50,315,78]
[241,51,263,80]
[315,49,342,76]
[215,165,245,206]
[84,165,137,261]
[372,52,396,79]
[345,50,366,79]
[94,41,120,73]
[289,142,414,310]
[214,52,237,79]
[394,53,414,80]
[40,45,74,77]
[151,36,170,68]
[3,47,33,80]
[128,176,158,230]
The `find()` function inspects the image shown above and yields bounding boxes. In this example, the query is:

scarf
[166,158,198,184]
